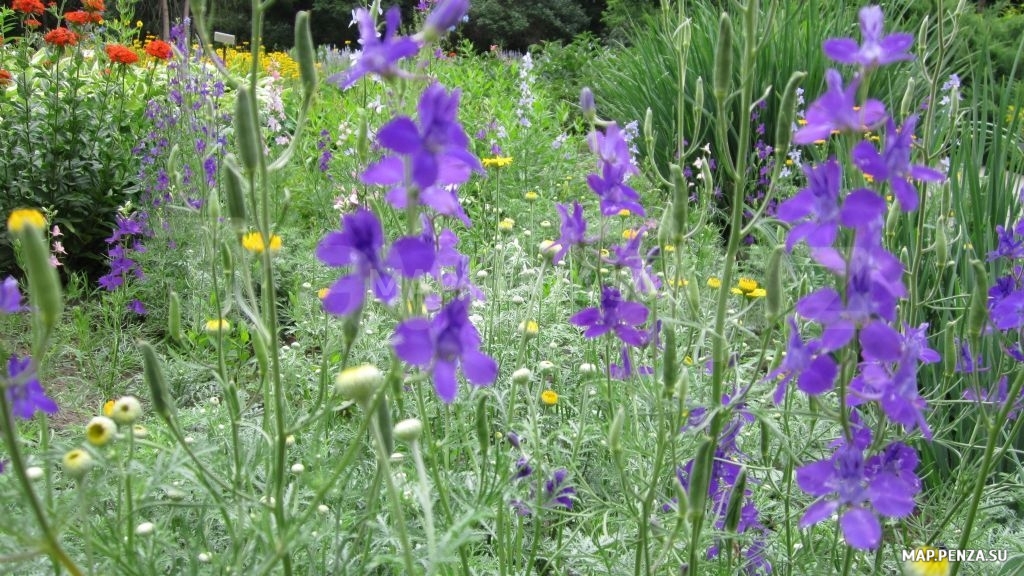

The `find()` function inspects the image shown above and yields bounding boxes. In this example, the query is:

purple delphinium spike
[797,440,919,550]
[6,355,58,420]
[569,286,650,346]
[391,297,497,403]
[823,5,914,69]
[793,70,887,145]
[328,7,420,90]
[851,115,946,212]
[776,159,844,250]
[0,276,23,314]
[586,161,646,217]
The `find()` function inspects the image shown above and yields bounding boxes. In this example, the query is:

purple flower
[604,225,661,294]
[514,456,533,479]
[776,159,842,250]
[608,346,654,380]
[544,468,575,509]
[424,0,469,35]
[317,209,434,315]
[823,5,914,69]
[1,276,23,314]
[553,202,588,264]
[587,160,646,217]
[964,375,1024,421]
[391,298,497,403]
[363,83,483,193]
[768,318,839,403]
[329,7,420,89]
[569,286,649,346]
[797,441,919,550]
[6,355,58,420]
[987,223,1024,261]
[851,116,945,212]
[793,70,887,145]
[128,299,148,315]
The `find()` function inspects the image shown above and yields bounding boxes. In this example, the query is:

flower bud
[475,395,489,457]
[222,155,248,231]
[713,13,733,104]
[394,418,423,443]
[968,260,989,344]
[765,245,784,322]
[693,77,704,125]
[334,364,384,405]
[662,326,678,398]
[168,290,183,343]
[670,163,688,241]
[234,87,262,174]
[110,396,142,425]
[775,71,806,164]
[86,416,117,446]
[900,76,916,121]
[580,87,596,123]
[723,467,748,533]
[140,341,173,420]
[423,0,470,41]
[943,319,957,377]
[512,367,532,384]
[135,522,155,536]
[8,209,62,349]
[687,439,714,523]
[294,11,317,97]
[62,448,93,479]
[609,406,625,456]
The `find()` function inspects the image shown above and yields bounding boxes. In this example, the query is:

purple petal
[377,118,421,154]
[909,164,946,182]
[796,460,836,496]
[617,301,649,325]
[860,321,903,362]
[822,38,860,64]
[388,237,435,278]
[362,156,405,186]
[322,274,365,315]
[798,355,838,396]
[569,307,601,328]
[868,473,916,518]
[392,318,433,366]
[840,189,886,228]
[433,359,458,403]
[316,232,356,267]
[840,507,881,550]
[461,349,497,385]
[799,499,839,527]
[892,177,919,212]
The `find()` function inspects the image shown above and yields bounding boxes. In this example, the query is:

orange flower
[65,10,94,25]
[105,44,138,65]
[25,18,42,28]
[13,0,45,14]
[0,70,12,87]
[44,27,79,47]
[82,0,104,12]
[144,39,173,60]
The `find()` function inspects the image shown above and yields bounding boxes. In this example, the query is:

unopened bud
[334,364,384,405]
[394,418,423,443]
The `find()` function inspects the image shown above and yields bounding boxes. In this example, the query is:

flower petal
[840,507,881,550]
[461,349,497,386]
[432,359,458,403]
[392,318,433,366]
[322,274,365,316]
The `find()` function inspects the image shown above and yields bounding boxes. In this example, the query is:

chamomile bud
[334,364,383,405]
[394,418,423,443]
[86,416,117,446]
[110,396,142,425]
[512,368,532,384]
[62,449,93,479]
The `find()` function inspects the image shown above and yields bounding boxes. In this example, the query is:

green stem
[371,407,417,574]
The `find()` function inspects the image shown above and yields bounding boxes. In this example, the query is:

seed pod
[968,260,989,343]
[252,327,270,377]
[935,217,948,268]
[723,467,748,533]
[234,87,262,174]
[140,341,173,419]
[17,221,63,347]
[375,396,394,455]
[294,11,317,97]
[221,240,233,273]
[765,245,784,322]
[207,180,221,221]
[713,13,733,104]
[644,107,654,147]
[688,439,714,522]
[609,406,625,456]
[168,290,183,343]
[663,326,678,398]
[775,71,806,164]
[475,395,489,460]
[222,155,248,230]
[693,77,705,125]
[900,77,916,121]
[943,320,956,377]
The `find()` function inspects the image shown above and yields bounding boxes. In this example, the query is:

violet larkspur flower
[423,0,469,37]
[797,440,919,550]
[391,297,497,403]
[823,5,914,69]
[569,286,649,346]
[328,7,420,89]
[768,318,839,403]
[964,375,1024,421]
[1,276,23,313]
[792,70,887,145]
[317,208,434,315]
[544,468,575,509]
[6,355,58,420]
[363,83,483,193]
[552,202,587,264]
[851,115,945,212]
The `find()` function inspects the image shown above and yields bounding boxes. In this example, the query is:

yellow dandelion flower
[241,231,282,254]
[540,389,558,406]
[731,287,744,295]
[736,278,758,293]
[86,416,117,446]
[748,288,767,298]
[902,547,951,576]
[205,318,230,334]
[498,218,515,233]
[525,191,539,201]
[622,229,638,240]
[7,208,46,233]
[707,277,721,289]
[663,244,676,253]
[481,156,513,169]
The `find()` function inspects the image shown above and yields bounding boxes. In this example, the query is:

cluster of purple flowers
[98,213,151,294]
[772,5,942,550]
[1,279,58,420]
[318,0,495,404]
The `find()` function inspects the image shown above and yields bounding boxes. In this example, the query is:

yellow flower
[797,118,808,126]
[902,547,951,576]
[524,191,539,202]
[618,209,631,217]
[498,218,515,233]
[864,173,875,184]
[622,229,638,240]
[748,288,767,298]
[7,208,46,233]
[135,20,143,28]
[662,244,676,253]
[241,231,282,254]
[481,156,513,169]
[519,320,539,338]
[669,278,688,288]
[540,389,558,406]
[736,278,758,293]
[86,416,117,446]
[62,449,93,478]
[707,277,721,289]
[317,288,330,300]
[103,399,115,417]
[205,318,230,334]
[683,356,693,365]
[600,248,610,258]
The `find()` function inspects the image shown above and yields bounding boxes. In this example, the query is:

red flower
[0,70,13,87]
[44,27,79,47]
[25,18,43,28]
[82,0,105,12]
[105,44,138,65]
[65,10,94,25]
[12,0,45,14]
[144,39,173,61]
